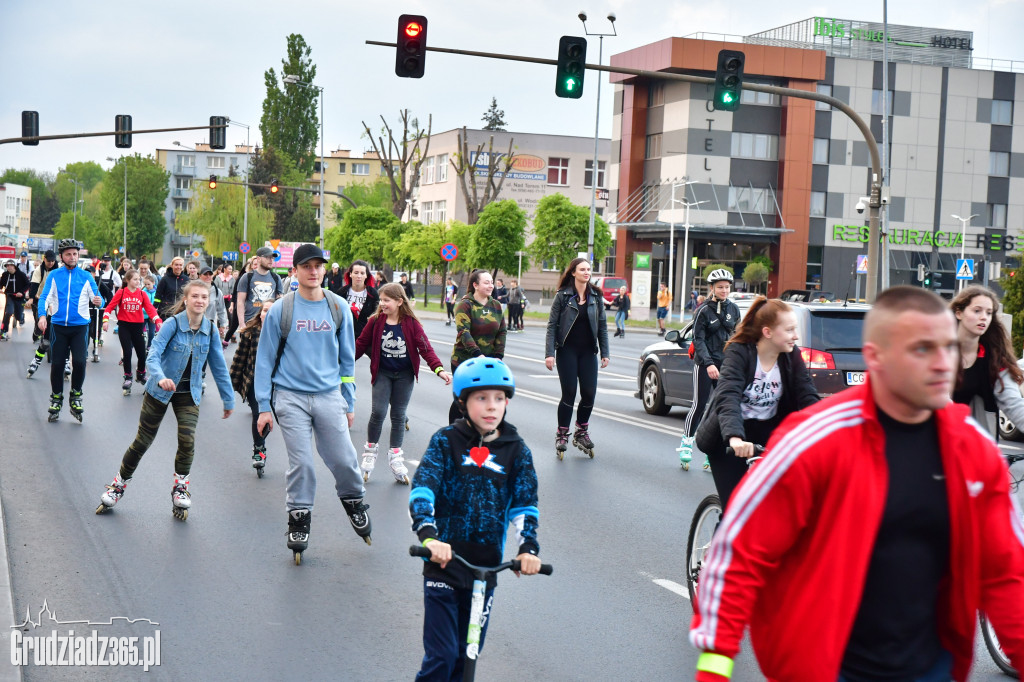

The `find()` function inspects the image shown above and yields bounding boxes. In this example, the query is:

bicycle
[409,545,553,681]
[979,452,1024,678]
[685,445,765,606]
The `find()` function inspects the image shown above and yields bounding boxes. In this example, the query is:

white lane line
[514,387,682,437]
[429,337,637,377]
[502,335,640,363]
[597,388,637,397]
[652,579,690,600]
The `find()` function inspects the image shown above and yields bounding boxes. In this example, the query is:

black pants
[707,419,775,511]
[118,321,147,375]
[555,345,599,428]
[445,302,455,322]
[2,297,24,333]
[49,324,88,394]
[245,383,267,449]
[225,298,240,341]
[682,363,718,438]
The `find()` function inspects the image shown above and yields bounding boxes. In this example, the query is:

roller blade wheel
[572,438,595,459]
[256,466,264,479]
[172,506,188,521]
[91,352,100,363]
[681,461,690,471]
[405,419,410,431]
[363,535,372,546]
[95,503,110,514]
[556,447,565,461]
[122,388,131,396]
[47,413,60,423]
[293,551,302,566]
[394,473,410,485]
[362,470,370,483]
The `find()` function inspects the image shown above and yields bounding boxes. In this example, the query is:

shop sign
[831,225,1017,251]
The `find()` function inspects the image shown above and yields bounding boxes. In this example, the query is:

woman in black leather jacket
[695,297,819,510]
[544,258,610,459]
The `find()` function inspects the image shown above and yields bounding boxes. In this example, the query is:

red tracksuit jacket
[690,379,1024,681]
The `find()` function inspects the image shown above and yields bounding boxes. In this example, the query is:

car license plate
[846,371,866,385]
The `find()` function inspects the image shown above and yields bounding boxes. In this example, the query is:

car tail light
[801,347,836,369]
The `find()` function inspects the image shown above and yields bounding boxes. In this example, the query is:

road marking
[652,578,690,600]
[429,337,638,373]
[504,336,639,363]
[514,387,682,437]
[597,388,637,397]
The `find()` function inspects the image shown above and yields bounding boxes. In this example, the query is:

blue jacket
[145,312,235,409]
[409,419,539,589]
[37,266,100,326]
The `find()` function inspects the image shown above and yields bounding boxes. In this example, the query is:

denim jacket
[145,312,235,409]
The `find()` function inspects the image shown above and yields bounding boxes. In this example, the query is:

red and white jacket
[690,379,1024,682]
[103,287,161,325]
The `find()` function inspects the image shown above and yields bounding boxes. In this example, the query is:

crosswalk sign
[956,258,974,280]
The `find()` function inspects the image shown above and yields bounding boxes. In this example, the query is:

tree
[0,168,59,233]
[393,220,473,306]
[751,253,774,272]
[529,193,611,272]
[99,155,170,260]
[323,206,402,267]
[449,126,516,225]
[361,109,432,218]
[247,146,318,242]
[742,262,770,294]
[469,200,527,276]
[175,180,274,256]
[702,263,734,280]
[259,34,320,175]
[481,97,507,131]
[330,177,391,223]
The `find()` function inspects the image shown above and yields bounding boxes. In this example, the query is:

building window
[541,259,561,272]
[547,157,569,185]
[380,164,389,175]
[314,161,322,173]
[339,162,347,174]
[809,191,826,217]
[174,199,189,212]
[988,203,1007,229]
[647,83,665,107]
[813,138,830,165]
[603,240,617,275]
[175,177,191,190]
[353,163,370,175]
[815,83,833,111]
[421,201,433,224]
[584,160,606,189]
[645,134,662,159]
[229,157,238,168]
[437,154,448,182]
[728,187,774,213]
[178,154,195,167]
[730,132,778,161]
[435,200,447,223]
[740,89,779,106]
[871,90,894,116]
[991,100,1013,125]
[422,157,435,184]
[208,156,225,169]
[806,245,824,287]
[990,151,1010,176]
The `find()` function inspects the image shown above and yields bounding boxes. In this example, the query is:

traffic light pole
[0,123,226,146]
[367,40,884,301]
[209,178,358,209]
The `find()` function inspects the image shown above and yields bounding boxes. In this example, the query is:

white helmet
[707,268,734,285]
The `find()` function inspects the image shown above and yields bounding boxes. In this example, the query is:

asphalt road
[0,313,1018,680]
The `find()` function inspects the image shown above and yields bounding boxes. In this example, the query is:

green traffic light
[721,92,734,104]
[565,78,577,91]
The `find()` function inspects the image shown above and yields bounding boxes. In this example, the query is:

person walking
[449,269,506,423]
[102,269,162,395]
[198,266,228,341]
[611,285,630,338]
[399,273,415,303]
[443,276,458,326]
[689,286,1024,682]
[235,247,283,329]
[493,278,509,310]
[507,278,526,332]
[656,281,672,335]
[254,244,372,561]
[36,239,104,422]
[543,257,610,458]
[224,257,255,344]
[0,259,30,340]
[95,280,234,520]
[141,275,158,349]
[229,300,271,475]
[678,269,740,470]
[16,251,33,279]
[338,259,378,340]
[323,262,345,295]
[26,250,57,346]
[154,256,190,319]
[355,282,452,484]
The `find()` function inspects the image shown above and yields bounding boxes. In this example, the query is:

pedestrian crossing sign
[956,258,974,280]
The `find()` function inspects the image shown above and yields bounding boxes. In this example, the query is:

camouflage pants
[119,392,199,480]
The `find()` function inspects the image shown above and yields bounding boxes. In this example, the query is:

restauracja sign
[832,224,1015,251]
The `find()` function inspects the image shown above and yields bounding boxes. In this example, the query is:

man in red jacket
[690,285,1024,682]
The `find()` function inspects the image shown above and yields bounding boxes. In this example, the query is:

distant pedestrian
[339,259,379,340]
[399,273,415,303]
[507,278,526,332]
[656,282,672,335]
[443,276,458,326]
[612,286,630,338]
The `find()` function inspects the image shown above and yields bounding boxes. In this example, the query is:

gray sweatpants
[273,388,364,510]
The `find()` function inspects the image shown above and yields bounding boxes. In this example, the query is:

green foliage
[331,178,392,223]
[999,270,1024,352]
[469,200,527,275]
[323,206,402,266]
[0,168,59,233]
[99,155,169,259]
[247,146,318,242]
[392,220,465,271]
[741,262,770,293]
[259,34,320,175]
[175,180,274,256]
[481,97,507,131]
[529,193,611,272]
[701,263,734,280]
[751,254,774,272]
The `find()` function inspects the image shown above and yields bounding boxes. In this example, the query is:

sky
[2,0,1022,179]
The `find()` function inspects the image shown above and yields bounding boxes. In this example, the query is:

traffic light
[114,114,133,148]
[923,270,933,287]
[269,179,279,194]
[555,36,587,99]
[210,116,227,150]
[208,175,217,190]
[395,14,428,78]
[21,111,39,146]
[931,272,943,290]
[713,50,745,112]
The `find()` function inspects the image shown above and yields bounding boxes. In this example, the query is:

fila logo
[295,319,333,332]
[966,480,984,497]
[462,453,505,474]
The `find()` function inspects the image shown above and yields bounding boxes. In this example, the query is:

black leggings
[118,322,147,375]
[245,383,267,449]
[445,302,455,322]
[555,345,598,428]
[682,363,718,438]
[707,419,776,511]
[49,324,88,393]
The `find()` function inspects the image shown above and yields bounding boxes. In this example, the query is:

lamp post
[579,11,616,262]
[227,118,252,242]
[952,213,978,290]
[282,74,326,249]
[670,181,705,321]
[60,171,82,240]
[107,156,127,259]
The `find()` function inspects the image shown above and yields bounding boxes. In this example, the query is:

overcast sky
[3,0,1022,178]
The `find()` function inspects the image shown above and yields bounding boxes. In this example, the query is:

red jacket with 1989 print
[103,287,161,325]
[689,379,1024,682]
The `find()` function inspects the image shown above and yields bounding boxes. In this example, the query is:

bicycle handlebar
[725,444,767,461]
[409,545,554,576]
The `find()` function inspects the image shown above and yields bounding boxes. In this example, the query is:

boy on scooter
[409,357,542,681]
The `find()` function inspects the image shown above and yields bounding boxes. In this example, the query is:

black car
[637,302,870,415]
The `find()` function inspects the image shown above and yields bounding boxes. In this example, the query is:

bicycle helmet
[707,268,734,285]
[452,357,516,401]
[57,238,81,254]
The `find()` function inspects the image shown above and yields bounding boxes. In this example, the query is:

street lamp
[107,156,127,259]
[952,213,979,290]
[59,172,82,241]
[670,180,705,320]
[227,118,252,243]
[282,74,326,248]
[579,11,617,262]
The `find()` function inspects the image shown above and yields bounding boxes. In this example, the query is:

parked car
[592,276,629,306]
[636,301,870,415]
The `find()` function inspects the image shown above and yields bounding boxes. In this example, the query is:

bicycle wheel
[686,494,722,609]
[980,612,1019,678]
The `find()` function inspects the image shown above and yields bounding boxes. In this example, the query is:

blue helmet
[452,357,515,401]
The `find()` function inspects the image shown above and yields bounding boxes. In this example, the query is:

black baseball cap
[102,254,112,261]
[255,246,275,258]
[200,266,213,275]
[292,244,327,266]
[43,250,55,261]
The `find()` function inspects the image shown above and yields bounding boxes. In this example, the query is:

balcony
[173,164,196,176]
[172,188,192,198]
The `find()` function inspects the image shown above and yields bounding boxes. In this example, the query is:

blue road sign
[222,251,239,261]
[956,258,974,280]
[239,241,251,254]
[440,243,458,261]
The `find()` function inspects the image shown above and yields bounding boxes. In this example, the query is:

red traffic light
[404,21,423,38]
[269,180,279,194]
[208,175,217,190]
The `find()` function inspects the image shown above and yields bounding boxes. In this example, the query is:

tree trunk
[422,267,429,308]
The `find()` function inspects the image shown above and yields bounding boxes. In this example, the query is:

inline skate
[287,509,311,565]
[95,474,130,514]
[572,422,595,458]
[555,426,570,461]
[388,448,410,485]
[171,473,190,520]
[341,497,372,545]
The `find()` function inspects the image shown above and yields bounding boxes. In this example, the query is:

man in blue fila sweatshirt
[254,243,371,562]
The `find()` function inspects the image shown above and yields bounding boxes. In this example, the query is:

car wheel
[642,365,671,416]
[998,411,1022,441]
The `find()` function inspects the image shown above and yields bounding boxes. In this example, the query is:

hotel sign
[813,17,972,50]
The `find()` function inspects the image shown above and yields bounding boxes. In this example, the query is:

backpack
[244,269,283,306]
[271,290,347,379]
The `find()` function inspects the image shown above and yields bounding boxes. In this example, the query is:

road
[0,314,1018,680]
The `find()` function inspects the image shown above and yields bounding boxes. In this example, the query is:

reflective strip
[422,538,436,547]
[340,376,355,383]
[696,652,733,678]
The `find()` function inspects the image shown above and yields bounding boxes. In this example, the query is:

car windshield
[807,311,865,351]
